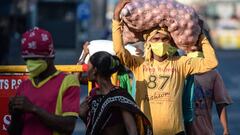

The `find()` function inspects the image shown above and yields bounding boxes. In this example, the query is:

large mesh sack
[120,0,201,50]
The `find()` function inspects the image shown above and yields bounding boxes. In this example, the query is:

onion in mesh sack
[120,0,201,50]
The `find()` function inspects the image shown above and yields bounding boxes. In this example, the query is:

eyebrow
[152,34,169,40]
[159,33,169,38]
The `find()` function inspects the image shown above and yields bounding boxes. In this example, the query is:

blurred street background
[0,0,239,134]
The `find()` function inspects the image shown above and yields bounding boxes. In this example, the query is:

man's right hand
[83,41,90,55]
[113,0,131,21]
[77,41,90,65]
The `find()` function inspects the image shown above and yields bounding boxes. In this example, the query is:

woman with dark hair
[79,51,152,135]
[77,41,136,99]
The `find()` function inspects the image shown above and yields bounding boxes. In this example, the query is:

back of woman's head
[89,51,121,77]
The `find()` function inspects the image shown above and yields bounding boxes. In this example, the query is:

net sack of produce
[120,0,201,50]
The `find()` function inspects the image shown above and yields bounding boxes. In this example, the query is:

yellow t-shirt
[112,20,218,135]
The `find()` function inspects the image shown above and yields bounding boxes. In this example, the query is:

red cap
[21,27,55,58]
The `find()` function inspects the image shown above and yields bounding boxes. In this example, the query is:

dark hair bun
[89,51,122,77]
[110,55,121,74]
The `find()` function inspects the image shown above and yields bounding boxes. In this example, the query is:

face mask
[187,51,204,58]
[26,59,48,78]
[150,42,169,57]
[167,45,178,56]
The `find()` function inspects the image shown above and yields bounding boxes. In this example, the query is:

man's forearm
[32,106,77,134]
[186,35,219,75]
[112,19,137,68]
[112,19,125,53]
[201,34,218,69]
[217,104,230,134]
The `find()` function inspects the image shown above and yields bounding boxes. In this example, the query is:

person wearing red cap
[8,27,80,135]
